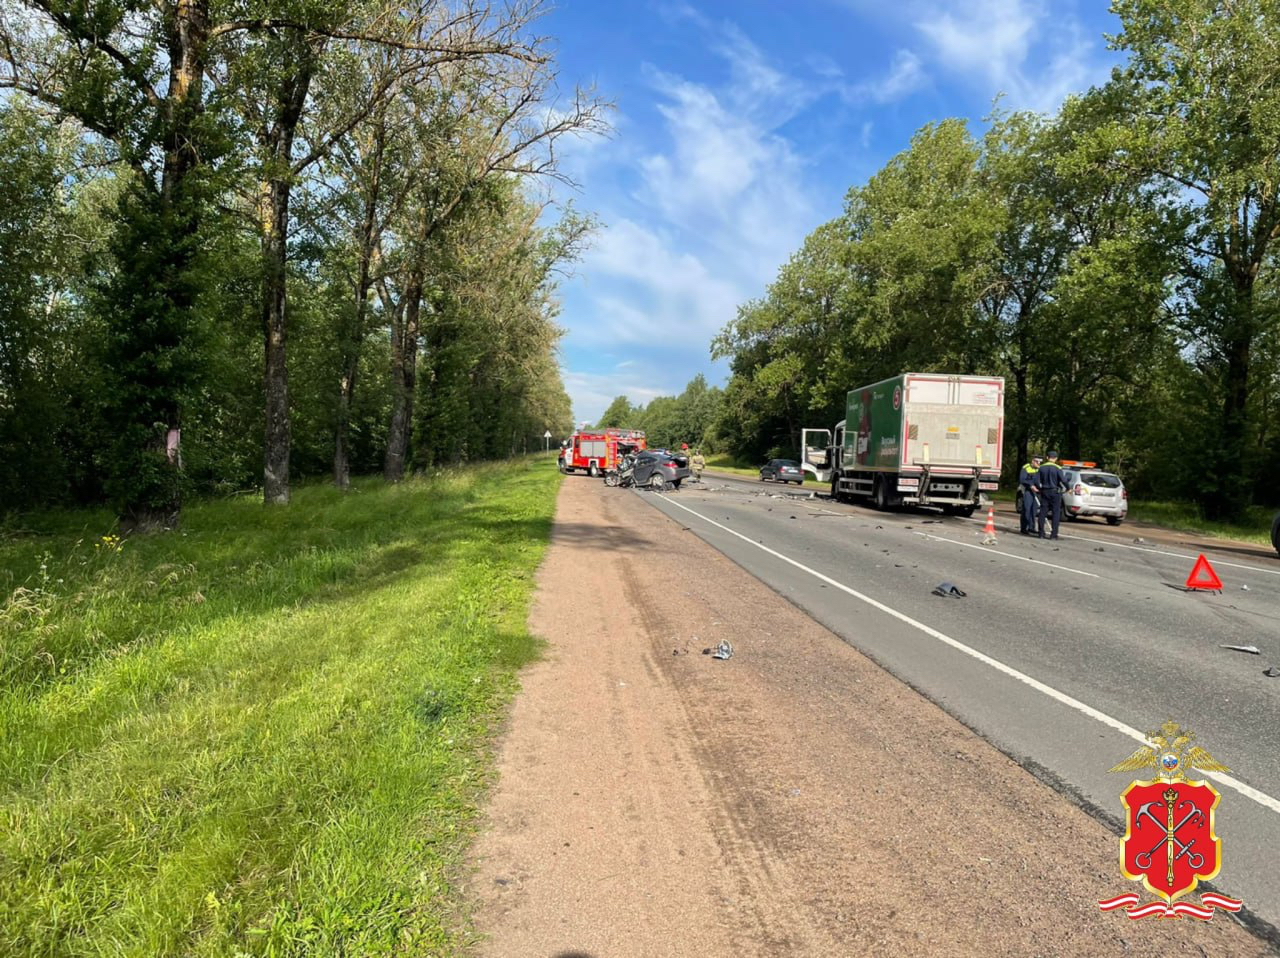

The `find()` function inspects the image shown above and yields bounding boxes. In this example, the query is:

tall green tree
[1104,0,1280,516]
[596,395,636,429]
[2,0,223,527]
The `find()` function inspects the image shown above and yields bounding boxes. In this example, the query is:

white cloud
[912,0,1107,113]
[916,0,1037,82]
[561,367,673,425]
[633,63,818,285]
[557,17,836,423]
[575,218,742,348]
[843,49,928,105]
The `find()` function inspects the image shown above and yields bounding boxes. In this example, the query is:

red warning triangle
[1185,554,1223,591]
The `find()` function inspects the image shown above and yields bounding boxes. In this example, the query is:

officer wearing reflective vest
[1018,455,1043,535]
[1033,451,1066,540]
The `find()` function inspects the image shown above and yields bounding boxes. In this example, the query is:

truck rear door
[903,376,1003,470]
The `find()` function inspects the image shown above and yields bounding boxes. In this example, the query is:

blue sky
[540,1,1124,426]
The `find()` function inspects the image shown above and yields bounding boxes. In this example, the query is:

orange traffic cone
[981,506,998,545]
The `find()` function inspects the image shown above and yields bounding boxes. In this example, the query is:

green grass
[1125,500,1275,547]
[0,460,560,956]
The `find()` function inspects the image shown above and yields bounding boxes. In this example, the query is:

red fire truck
[559,428,647,477]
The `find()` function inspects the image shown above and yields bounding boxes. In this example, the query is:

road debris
[1241,584,1250,591]
[1264,667,1280,678]
[932,581,967,598]
[1220,644,1260,655]
[701,639,734,660]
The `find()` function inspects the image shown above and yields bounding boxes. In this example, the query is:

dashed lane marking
[655,493,1280,818]
[911,531,1099,578]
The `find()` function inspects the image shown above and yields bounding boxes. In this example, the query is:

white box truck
[801,373,1004,515]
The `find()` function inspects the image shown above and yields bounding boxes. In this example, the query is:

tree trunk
[262,176,293,505]
[116,0,209,530]
[334,115,386,489]
[333,358,358,489]
[1013,365,1028,469]
[1214,330,1252,519]
[259,46,315,506]
[384,273,424,480]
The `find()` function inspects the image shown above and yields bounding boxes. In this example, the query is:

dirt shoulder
[462,476,1269,957]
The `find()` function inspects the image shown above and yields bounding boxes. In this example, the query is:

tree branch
[208,19,546,65]
[26,0,163,107]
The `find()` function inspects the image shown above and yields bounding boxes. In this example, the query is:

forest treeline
[594,375,724,453]
[708,2,1279,519]
[0,0,602,525]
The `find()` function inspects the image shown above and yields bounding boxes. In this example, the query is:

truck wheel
[873,476,889,511]
[953,505,976,518]
[1272,511,1280,556]
[589,464,600,478]
[830,477,842,503]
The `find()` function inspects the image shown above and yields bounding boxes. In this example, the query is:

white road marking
[912,531,1099,578]
[656,493,1280,818]
[961,514,1280,578]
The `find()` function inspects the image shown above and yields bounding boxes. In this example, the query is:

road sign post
[543,429,552,452]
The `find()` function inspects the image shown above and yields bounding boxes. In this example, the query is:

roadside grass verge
[0,460,560,956]
[1125,500,1274,547]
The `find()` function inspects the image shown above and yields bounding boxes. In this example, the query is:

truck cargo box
[803,373,1004,511]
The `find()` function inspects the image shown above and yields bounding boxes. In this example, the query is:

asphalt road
[635,473,1280,939]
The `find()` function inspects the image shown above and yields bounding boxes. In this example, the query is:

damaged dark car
[630,450,691,491]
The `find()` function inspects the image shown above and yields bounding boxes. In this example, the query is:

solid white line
[1060,531,1280,578]
[962,514,1280,578]
[656,493,1280,818]
[912,531,1100,578]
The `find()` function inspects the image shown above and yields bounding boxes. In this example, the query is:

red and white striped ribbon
[1097,892,1243,920]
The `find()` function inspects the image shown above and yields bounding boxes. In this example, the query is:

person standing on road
[691,447,706,481]
[1033,451,1066,540]
[1018,455,1043,535]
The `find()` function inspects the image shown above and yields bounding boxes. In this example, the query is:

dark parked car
[760,459,805,484]
[631,450,691,490]
[1272,510,1280,556]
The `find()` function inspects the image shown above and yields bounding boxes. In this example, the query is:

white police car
[1060,461,1127,526]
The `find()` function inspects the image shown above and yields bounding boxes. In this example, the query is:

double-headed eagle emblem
[1107,721,1230,780]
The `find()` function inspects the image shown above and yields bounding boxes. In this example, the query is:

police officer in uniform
[1034,450,1066,540]
[1018,454,1043,534]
